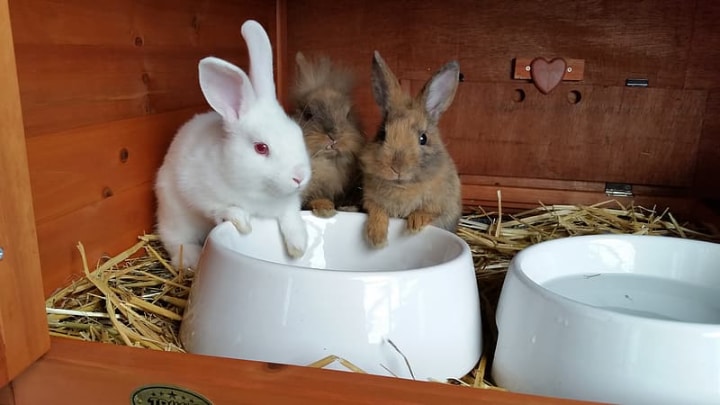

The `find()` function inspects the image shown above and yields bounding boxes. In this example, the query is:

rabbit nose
[391,152,405,170]
[292,166,309,186]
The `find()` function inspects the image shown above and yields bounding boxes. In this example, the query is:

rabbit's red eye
[419,133,428,146]
[254,142,269,156]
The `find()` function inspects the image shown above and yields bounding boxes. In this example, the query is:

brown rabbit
[361,51,462,248]
[291,51,366,217]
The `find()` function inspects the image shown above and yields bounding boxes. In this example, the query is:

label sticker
[131,385,213,405]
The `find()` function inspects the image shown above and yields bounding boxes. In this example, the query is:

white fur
[155,20,311,269]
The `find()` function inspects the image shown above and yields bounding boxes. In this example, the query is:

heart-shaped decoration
[530,57,567,94]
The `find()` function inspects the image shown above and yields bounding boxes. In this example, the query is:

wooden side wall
[9,0,278,295]
[285,0,720,202]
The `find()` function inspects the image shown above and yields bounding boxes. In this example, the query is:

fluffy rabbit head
[291,52,365,160]
[198,20,311,197]
[362,51,459,183]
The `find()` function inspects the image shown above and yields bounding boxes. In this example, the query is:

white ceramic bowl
[180,211,481,381]
[492,234,720,405]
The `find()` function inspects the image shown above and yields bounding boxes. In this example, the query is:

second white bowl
[492,234,720,405]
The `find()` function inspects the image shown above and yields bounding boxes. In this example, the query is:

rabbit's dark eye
[302,111,314,121]
[419,132,427,145]
[376,127,387,143]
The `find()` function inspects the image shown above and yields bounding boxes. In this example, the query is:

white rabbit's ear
[198,56,256,123]
[241,20,276,100]
[420,60,459,122]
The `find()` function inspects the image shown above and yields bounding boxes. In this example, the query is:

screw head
[525,65,531,71]
[567,67,573,73]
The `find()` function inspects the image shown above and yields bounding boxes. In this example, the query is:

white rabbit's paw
[214,207,252,234]
[172,244,203,270]
[283,230,307,259]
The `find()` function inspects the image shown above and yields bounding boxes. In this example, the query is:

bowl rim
[201,211,474,276]
[507,233,720,328]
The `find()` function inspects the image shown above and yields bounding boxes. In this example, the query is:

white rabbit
[155,20,312,270]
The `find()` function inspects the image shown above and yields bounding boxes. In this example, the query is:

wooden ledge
[9,337,600,404]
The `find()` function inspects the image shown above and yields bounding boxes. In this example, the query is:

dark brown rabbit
[361,50,462,248]
[291,51,366,217]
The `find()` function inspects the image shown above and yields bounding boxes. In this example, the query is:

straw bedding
[46,198,719,388]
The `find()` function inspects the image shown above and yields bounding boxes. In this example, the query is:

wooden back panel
[10,0,277,137]
[284,0,720,199]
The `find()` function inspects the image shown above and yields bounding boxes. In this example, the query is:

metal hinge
[605,182,633,197]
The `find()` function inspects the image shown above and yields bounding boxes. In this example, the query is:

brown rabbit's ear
[295,51,311,74]
[419,60,460,122]
[371,51,404,112]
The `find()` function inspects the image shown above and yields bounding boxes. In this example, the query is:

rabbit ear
[294,51,313,84]
[199,57,256,123]
[295,51,310,72]
[241,20,276,100]
[371,51,404,112]
[420,61,460,122]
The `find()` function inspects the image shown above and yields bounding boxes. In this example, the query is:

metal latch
[605,182,633,197]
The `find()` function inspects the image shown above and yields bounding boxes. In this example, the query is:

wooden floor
[4,337,599,405]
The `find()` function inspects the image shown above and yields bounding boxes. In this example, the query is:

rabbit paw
[310,198,337,218]
[406,210,435,233]
[279,213,308,259]
[285,237,306,258]
[172,243,203,271]
[214,207,252,234]
[365,215,389,249]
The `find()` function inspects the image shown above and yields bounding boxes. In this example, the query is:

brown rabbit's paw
[364,201,390,248]
[406,211,435,233]
[365,222,388,249]
[310,198,337,218]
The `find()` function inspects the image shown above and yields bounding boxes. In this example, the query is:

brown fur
[361,51,462,248]
[292,52,366,217]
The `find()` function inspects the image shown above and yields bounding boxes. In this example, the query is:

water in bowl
[542,273,720,323]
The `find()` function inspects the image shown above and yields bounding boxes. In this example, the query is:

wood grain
[26,107,204,223]
[11,337,599,405]
[35,183,158,297]
[0,385,14,405]
[694,89,720,199]
[0,0,50,386]
[461,183,696,218]
[685,0,720,89]
[8,0,277,136]
[286,0,695,88]
[429,81,705,188]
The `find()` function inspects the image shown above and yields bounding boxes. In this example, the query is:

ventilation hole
[134,36,144,47]
[512,89,526,103]
[567,90,582,104]
[102,187,114,199]
[458,72,465,82]
[119,148,129,163]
